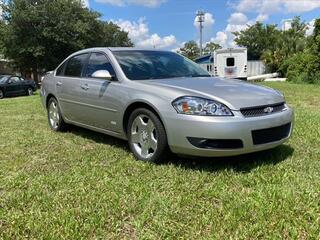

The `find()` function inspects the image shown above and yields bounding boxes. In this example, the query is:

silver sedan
[40,48,294,163]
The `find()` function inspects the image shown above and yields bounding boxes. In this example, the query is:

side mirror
[91,70,113,80]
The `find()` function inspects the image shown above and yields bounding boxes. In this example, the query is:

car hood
[144,77,284,110]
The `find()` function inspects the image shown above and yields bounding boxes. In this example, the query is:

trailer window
[226,58,235,67]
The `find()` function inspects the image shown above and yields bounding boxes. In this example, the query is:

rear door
[55,53,89,122]
[224,56,237,78]
[79,52,121,132]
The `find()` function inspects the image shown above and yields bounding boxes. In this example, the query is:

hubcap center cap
[141,131,148,142]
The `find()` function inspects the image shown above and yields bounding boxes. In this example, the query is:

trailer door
[225,56,237,78]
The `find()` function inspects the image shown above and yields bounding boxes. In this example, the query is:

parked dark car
[0,75,37,99]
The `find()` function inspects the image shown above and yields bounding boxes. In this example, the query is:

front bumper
[165,107,294,157]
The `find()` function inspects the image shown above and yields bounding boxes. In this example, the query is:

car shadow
[67,125,294,173]
[68,125,130,152]
[164,145,294,173]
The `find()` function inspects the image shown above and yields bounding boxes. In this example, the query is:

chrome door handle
[56,81,62,87]
[80,84,89,90]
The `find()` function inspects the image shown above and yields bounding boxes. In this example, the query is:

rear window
[226,57,235,67]
[64,54,89,77]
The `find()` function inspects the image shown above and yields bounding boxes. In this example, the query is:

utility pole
[196,10,205,56]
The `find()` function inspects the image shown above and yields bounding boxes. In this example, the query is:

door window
[9,77,20,83]
[85,52,115,78]
[226,57,235,67]
[64,54,89,77]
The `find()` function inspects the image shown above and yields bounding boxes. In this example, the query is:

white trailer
[213,48,247,80]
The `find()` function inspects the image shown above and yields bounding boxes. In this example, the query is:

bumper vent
[252,123,291,145]
[241,103,286,118]
[187,138,243,149]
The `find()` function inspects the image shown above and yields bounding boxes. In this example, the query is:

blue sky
[84,0,320,50]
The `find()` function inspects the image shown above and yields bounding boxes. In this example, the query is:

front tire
[0,89,4,99]
[128,108,169,163]
[47,97,67,131]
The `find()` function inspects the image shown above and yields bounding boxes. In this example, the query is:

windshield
[113,50,210,80]
[0,76,9,83]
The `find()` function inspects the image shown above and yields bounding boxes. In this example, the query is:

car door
[55,53,89,123]
[79,52,122,132]
[6,76,21,96]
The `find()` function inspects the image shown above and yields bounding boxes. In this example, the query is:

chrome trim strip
[59,98,117,113]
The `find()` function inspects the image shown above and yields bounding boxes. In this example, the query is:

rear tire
[0,89,4,99]
[47,97,67,131]
[27,88,33,96]
[128,108,169,163]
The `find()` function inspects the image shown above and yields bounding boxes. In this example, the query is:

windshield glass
[0,76,9,83]
[113,50,210,80]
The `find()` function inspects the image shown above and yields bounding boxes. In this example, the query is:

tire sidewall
[128,108,168,163]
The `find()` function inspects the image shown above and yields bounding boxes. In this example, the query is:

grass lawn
[0,82,319,239]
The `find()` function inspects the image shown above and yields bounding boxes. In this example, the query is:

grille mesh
[241,103,286,117]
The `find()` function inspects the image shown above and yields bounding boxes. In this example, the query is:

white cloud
[283,0,320,13]
[228,12,248,25]
[139,34,177,49]
[112,18,177,49]
[81,0,89,7]
[256,13,269,22]
[96,0,166,7]
[210,12,253,48]
[306,19,316,36]
[211,31,228,47]
[194,13,215,29]
[235,0,320,15]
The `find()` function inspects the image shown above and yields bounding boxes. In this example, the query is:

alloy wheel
[130,114,158,159]
[49,101,60,129]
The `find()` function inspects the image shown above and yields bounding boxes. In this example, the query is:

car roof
[70,47,172,56]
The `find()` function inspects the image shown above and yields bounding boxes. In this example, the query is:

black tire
[47,97,67,131]
[127,108,169,163]
[0,89,4,99]
[27,87,33,96]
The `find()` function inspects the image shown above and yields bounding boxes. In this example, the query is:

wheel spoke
[141,143,149,157]
[131,132,140,144]
[149,136,157,151]
[146,119,155,134]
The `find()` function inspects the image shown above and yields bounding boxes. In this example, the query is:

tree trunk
[32,68,39,87]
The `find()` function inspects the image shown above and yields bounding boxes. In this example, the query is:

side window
[56,62,67,76]
[64,54,89,77]
[85,52,115,78]
[226,57,235,67]
[10,77,20,83]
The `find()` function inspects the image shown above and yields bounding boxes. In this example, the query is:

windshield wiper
[187,74,211,78]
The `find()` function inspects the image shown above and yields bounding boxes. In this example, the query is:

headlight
[172,96,233,116]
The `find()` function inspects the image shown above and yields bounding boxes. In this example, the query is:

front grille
[187,137,243,149]
[241,102,286,117]
[252,123,291,145]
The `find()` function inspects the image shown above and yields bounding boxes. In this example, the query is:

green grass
[0,82,319,239]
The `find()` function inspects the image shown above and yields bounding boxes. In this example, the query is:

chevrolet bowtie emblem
[263,107,274,113]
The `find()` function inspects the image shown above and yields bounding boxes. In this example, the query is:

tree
[233,22,280,60]
[178,41,200,60]
[0,0,132,83]
[203,42,221,55]
[283,18,320,84]
[262,17,308,73]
